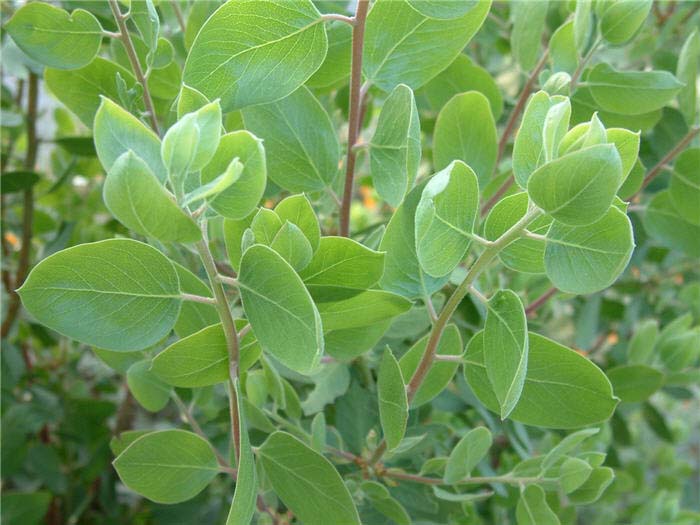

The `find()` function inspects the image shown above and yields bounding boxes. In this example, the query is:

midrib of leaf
[368,16,430,82]
[24,286,180,299]
[237,281,312,329]
[546,157,609,216]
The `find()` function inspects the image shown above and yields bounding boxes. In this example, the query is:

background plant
[1,1,699,524]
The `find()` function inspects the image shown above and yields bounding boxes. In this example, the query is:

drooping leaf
[516,485,559,525]
[239,245,322,374]
[184,0,328,111]
[369,84,421,206]
[444,427,492,484]
[300,237,385,289]
[378,347,408,450]
[258,432,361,525]
[126,360,171,413]
[669,148,700,225]
[18,239,181,351]
[113,429,219,504]
[465,331,618,428]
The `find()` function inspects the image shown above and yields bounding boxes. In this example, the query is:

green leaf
[550,20,578,74]
[511,0,549,71]
[644,190,700,257]
[669,148,700,225]
[126,360,171,413]
[18,239,181,351]
[0,171,40,194]
[94,97,167,183]
[369,84,421,206]
[1,491,52,525]
[605,128,641,181]
[400,324,462,407]
[362,481,411,525]
[600,0,652,45]
[325,321,391,361]
[380,182,451,298]
[310,412,327,452]
[311,287,412,330]
[183,158,243,207]
[173,263,218,338]
[110,430,152,457]
[226,379,257,525]
[415,161,479,277]
[183,0,328,111]
[528,144,623,226]
[45,57,138,127]
[239,245,322,374]
[274,194,321,251]
[559,457,593,493]
[301,363,350,415]
[202,131,267,220]
[103,151,201,242]
[300,236,385,289]
[541,428,600,471]
[113,429,219,504]
[407,0,479,19]
[567,466,614,504]
[516,485,559,525]
[224,213,256,273]
[378,347,408,450]
[512,91,556,188]
[444,427,492,484]
[545,206,635,294]
[431,486,492,503]
[433,92,497,186]
[258,432,361,525]
[242,86,339,192]
[306,21,352,91]
[130,0,159,54]
[270,221,313,271]
[542,98,571,163]
[484,192,551,274]
[587,63,684,115]
[363,0,491,92]
[251,208,283,245]
[6,3,102,69]
[677,30,700,124]
[627,319,659,365]
[153,323,260,387]
[606,365,664,403]
[484,290,528,419]
[177,84,209,118]
[465,331,618,428]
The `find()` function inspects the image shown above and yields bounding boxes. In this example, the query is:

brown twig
[170,0,187,33]
[339,0,370,237]
[525,286,558,318]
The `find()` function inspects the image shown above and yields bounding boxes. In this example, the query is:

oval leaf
[378,347,408,450]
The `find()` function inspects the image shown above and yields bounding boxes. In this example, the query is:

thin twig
[384,469,546,487]
[339,0,370,237]
[172,393,231,469]
[525,286,557,318]
[170,0,186,33]
[321,13,355,25]
[180,293,217,305]
[217,275,239,287]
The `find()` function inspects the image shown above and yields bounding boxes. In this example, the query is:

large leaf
[300,237,385,289]
[226,380,257,525]
[378,347,408,450]
[416,161,480,277]
[363,0,491,92]
[103,152,201,243]
[484,290,528,419]
[370,84,421,206]
[433,92,497,186]
[239,245,322,374]
[113,430,219,504]
[6,3,102,69]
[545,206,635,294]
[258,432,361,525]
[242,87,338,192]
[464,331,618,428]
[183,0,328,111]
[18,239,181,351]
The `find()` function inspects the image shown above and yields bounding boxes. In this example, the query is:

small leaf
[300,237,385,289]
[251,208,283,246]
[542,98,571,163]
[258,432,361,525]
[362,480,411,525]
[627,319,659,365]
[370,84,421,206]
[669,148,700,225]
[183,158,243,206]
[513,91,556,188]
[545,206,635,294]
[541,428,600,471]
[103,151,201,243]
[6,3,102,69]
[18,239,181,351]
[484,290,529,419]
[516,485,559,525]
[301,363,350,416]
[559,457,593,493]
[113,429,219,504]
[270,222,313,271]
[177,84,209,118]
[378,347,408,450]
[224,213,256,273]
[567,467,614,504]
[600,0,652,45]
[310,412,327,452]
[274,194,321,251]
[511,0,549,71]
[607,365,664,403]
[239,245,323,374]
[126,360,171,413]
[444,427,492,484]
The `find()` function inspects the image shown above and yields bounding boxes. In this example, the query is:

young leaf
[250,209,283,245]
[130,0,160,54]
[370,84,421,207]
[433,92,497,186]
[484,290,529,419]
[669,148,700,225]
[103,152,201,243]
[6,3,102,69]
[378,347,408,450]
[18,239,181,351]
[415,161,479,277]
[606,365,664,403]
[550,20,578,74]
[239,245,322,374]
[559,457,593,494]
[542,98,571,163]
[444,427,492,484]
[202,131,266,220]
[258,432,361,525]
[183,0,328,111]
[511,0,549,71]
[270,222,313,271]
[126,360,171,413]
[274,194,321,251]
[464,332,618,428]
[513,91,555,188]
[605,128,641,181]
[183,158,243,206]
[242,87,339,192]
[600,0,652,45]
[516,485,559,525]
[567,467,614,504]
[226,379,257,525]
[400,324,462,406]
[644,191,700,257]
[311,288,412,330]
[113,430,219,504]
[300,237,385,289]
[541,428,600,471]
[528,144,623,227]
[94,97,167,183]
[545,206,635,294]
[363,0,490,92]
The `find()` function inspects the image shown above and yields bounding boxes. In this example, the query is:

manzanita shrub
[2,0,699,524]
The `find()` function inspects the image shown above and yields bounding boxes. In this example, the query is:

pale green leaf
[559,457,593,494]
[606,365,664,403]
[511,0,549,71]
[226,379,256,525]
[301,363,350,415]
[627,319,659,365]
[378,347,408,450]
[310,412,326,452]
[270,222,313,271]
[677,30,700,124]
[306,21,351,91]
[126,360,171,413]
[224,213,256,273]
[172,263,218,338]
[407,0,478,19]
[444,427,492,484]
[311,287,412,330]
[177,84,209,118]
[542,98,571,163]
[600,0,652,45]
[300,236,385,289]
[568,467,614,504]
[541,428,600,471]
[669,148,700,225]
[516,485,560,525]
[251,208,283,245]
[513,91,555,188]
[183,158,243,207]
[274,194,321,251]
[550,20,578,74]
[325,321,391,361]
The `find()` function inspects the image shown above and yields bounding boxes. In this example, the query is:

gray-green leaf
[516,485,559,525]
[444,427,492,484]
[300,236,385,289]
[378,347,408,450]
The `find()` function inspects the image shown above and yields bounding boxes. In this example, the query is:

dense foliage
[1,1,699,524]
